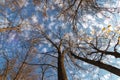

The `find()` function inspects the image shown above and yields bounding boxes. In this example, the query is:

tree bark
[58,53,68,80]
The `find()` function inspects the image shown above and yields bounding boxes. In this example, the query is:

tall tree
[0,0,120,80]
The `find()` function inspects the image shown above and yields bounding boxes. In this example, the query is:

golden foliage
[102,27,105,31]
[107,25,111,28]
[102,25,112,34]
[118,37,120,44]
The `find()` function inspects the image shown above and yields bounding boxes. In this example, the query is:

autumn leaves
[102,25,120,34]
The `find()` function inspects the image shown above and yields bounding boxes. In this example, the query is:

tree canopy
[0,0,120,80]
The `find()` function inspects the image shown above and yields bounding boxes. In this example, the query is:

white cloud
[69,71,73,74]
[104,3,110,7]
[7,33,16,42]
[32,15,38,23]
[117,1,120,7]
[82,23,88,28]
[42,48,47,53]
[97,13,103,18]
[104,19,110,25]
[104,74,110,80]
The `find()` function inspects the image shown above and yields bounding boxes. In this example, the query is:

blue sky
[1,0,120,80]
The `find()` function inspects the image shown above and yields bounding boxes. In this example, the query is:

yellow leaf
[119,37,120,44]
[87,37,93,41]
[107,29,111,33]
[91,30,95,35]
[102,27,105,31]
[115,30,120,34]
[107,25,111,28]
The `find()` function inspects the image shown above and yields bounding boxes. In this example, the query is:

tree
[0,0,120,80]
[0,40,40,80]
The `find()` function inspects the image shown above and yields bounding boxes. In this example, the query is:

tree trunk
[58,54,68,80]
